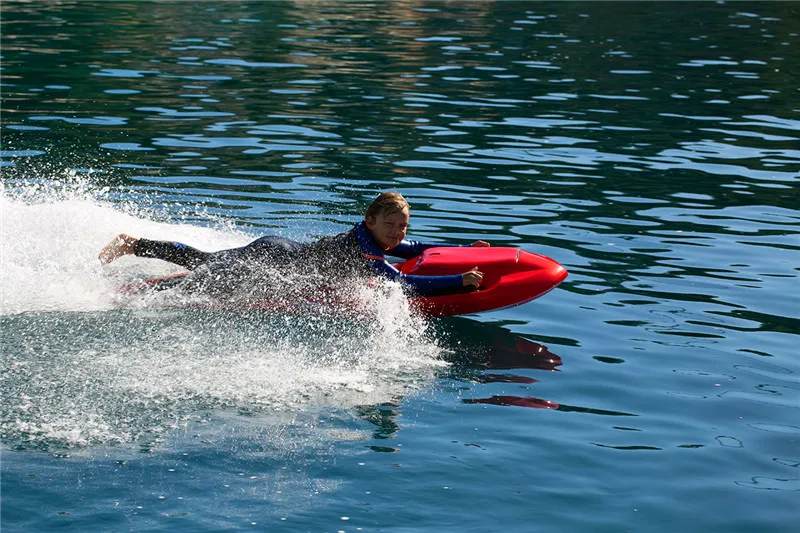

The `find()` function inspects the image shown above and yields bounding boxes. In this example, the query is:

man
[100,192,487,296]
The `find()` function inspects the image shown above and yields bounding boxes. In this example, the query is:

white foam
[0,179,445,449]
[1,180,250,314]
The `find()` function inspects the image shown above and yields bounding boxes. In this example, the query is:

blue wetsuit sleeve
[353,221,462,294]
[366,257,463,295]
[387,239,461,260]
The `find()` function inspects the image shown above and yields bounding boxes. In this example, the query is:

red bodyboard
[122,247,567,317]
[399,247,568,316]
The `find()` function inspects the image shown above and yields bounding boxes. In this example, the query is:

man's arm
[365,256,482,295]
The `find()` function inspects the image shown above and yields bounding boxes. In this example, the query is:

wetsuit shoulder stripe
[362,253,386,262]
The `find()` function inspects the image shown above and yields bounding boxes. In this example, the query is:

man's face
[365,207,410,250]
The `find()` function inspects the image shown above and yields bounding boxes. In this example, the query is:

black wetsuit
[134,221,465,296]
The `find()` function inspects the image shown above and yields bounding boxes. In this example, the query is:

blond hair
[365,192,409,220]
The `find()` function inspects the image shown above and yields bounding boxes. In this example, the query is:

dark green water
[2,2,798,532]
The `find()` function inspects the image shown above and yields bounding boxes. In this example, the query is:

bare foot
[98,234,138,264]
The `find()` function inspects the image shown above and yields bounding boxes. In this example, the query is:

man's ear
[365,215,376,230]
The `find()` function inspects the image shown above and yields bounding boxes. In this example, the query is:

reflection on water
[356,318,566,443]
[437,316,563,373]
[464,396,559,410]
[437,317,562,411]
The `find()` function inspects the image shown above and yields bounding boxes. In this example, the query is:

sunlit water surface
[1,2,798,532]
